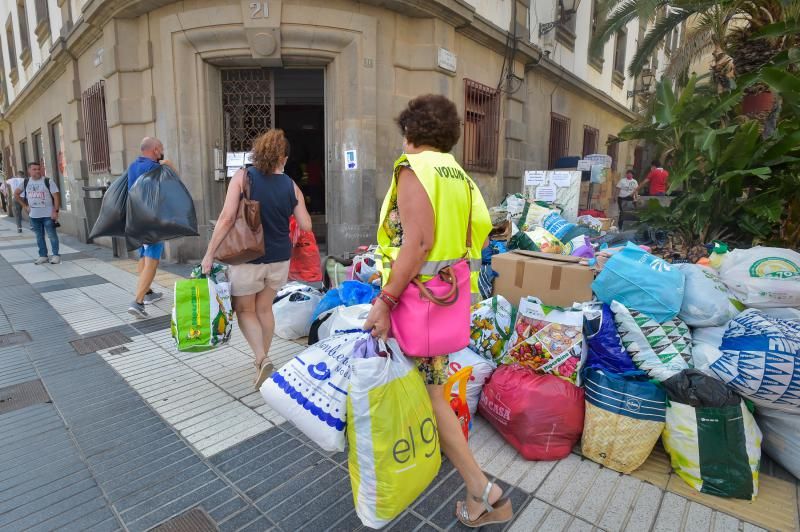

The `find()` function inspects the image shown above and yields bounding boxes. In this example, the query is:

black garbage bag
[89,173,128,239]
[662,369,741,408]
[126,165,198,244]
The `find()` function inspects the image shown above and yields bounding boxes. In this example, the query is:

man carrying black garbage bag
[127,137,173,318]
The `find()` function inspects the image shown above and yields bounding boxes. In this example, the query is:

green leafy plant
[619,66,800,248]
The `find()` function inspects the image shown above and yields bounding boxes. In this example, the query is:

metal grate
[70,331,131,355]
[81,80,111,174]
[151,507,217,532]
[548,113,570,169]
[0,331,31,347]
[606,135,619,171]
[463,78,500,174]
[222,69,274,153]
[0,379,50,415]
[582,126,599,157]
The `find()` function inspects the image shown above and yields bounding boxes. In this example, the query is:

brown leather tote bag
[215,169,264,264]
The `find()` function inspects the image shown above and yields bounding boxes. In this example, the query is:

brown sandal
[253,360,274,391]
[456,481,513,528]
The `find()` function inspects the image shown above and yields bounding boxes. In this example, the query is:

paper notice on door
[577,159,592,171]
[226,166,238,178]
[534,185,557,202]
[524,170,547,186]
[226,152,244,167]
[551,171,572,188]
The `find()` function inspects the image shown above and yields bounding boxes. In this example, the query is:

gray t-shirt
[21,178,59,219]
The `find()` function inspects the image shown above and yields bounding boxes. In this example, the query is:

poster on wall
[522,170,582,221]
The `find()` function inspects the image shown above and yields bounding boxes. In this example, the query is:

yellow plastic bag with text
[347,340,441,529]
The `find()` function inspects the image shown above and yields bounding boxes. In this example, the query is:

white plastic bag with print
[260,332,361,451]
[273,283,323,340]
[719,247,800,308]
[347,339,441,529]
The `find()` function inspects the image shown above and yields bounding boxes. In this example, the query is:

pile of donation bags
[187,188,799,527]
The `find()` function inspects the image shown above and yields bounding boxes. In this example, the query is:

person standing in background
[7,173,25,232]
[637,160,669,196]
[16,162,61,264]
[615,169,638,230]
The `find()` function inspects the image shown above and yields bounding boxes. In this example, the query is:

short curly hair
[251,129,290,174]
[396,95,461,153]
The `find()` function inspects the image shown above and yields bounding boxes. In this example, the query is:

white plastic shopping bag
[447,348,496,414]
[260,332,361,451]
[273,282,323,339]
[347,340,441,528]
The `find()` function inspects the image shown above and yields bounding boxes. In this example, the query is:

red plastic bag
[289,217,323,283]
[478,365,585,460]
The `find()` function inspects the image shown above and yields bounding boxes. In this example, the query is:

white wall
[463,0,513,32]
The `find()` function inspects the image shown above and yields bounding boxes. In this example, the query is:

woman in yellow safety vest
[364,95,513,528]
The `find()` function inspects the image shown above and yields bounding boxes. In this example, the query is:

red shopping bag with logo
[289,217,323,283]
[478,365,584,460]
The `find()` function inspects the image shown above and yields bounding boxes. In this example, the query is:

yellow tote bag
[347,340,441,529]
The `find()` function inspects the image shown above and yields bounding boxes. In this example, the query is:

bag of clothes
[126,165,198,243]
[661,370,762,500]
[581,367,666,473]
[479,365,584,460]
[171,265,233,352]
[719,247,800,308]
[273,283,323,340]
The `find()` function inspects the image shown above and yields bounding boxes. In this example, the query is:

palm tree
[591,0,799,87]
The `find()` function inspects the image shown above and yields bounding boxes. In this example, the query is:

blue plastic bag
[313,280,378,321]
[592,242,685,323]
[542,211,577,241]
[584,304,641,374]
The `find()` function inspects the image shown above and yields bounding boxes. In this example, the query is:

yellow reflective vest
[376,151,492,294]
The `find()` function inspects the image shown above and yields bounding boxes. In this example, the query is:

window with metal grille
[222,69,274,153]
[548,113,570,169]
[19,139,28,171]
[17,1,30,52]
[582,126,599,157]
[81,81,111,174]
[6,17,17,71]
[613,29,627,75]
[463,79,500,174]
[34,0,48,24]
[32,129,45,174]
[606,135,619,171]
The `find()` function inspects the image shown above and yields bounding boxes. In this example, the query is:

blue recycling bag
[584,304,641,374]
[592,242,685,323]
[313,281,379,321]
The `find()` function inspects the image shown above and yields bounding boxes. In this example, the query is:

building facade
[0,0,666,259]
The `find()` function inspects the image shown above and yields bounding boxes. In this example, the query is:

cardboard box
[492,250,595,308]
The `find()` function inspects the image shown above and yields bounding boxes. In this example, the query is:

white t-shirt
[617,177,638,199]
[7,177,24,194]
[21,177,59,219]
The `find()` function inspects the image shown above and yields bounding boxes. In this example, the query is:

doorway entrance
[221,68,326,243]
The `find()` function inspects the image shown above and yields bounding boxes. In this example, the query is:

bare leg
[134,258,159,303]
[137,258,144,275]
[255,287,278,367]
[427,384,503,520]
[233,294,266,366]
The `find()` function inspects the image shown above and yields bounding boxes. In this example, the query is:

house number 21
[250,1,269,18]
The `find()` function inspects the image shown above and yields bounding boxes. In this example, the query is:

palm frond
[664,27,715,78]
[627,9,693,76]
[590,0,668,54]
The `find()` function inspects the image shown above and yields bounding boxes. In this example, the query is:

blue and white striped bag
[581,367,667,473]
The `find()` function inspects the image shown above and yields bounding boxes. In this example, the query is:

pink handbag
[389,184,474,357]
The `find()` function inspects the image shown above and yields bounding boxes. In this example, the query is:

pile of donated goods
[260,193,800,528]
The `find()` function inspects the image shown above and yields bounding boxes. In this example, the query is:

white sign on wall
[577,159,592,171]
[524,170,547,186]
[437,48,457,72]
[345,149,358,170]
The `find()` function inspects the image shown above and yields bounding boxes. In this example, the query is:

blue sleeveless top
[246,167,298,264]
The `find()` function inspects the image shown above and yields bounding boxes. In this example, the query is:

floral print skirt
[414,355,449,386]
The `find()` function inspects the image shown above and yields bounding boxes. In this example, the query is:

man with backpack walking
[15,162,61,264]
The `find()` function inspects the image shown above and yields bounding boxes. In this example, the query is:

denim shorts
[139,242,164,260]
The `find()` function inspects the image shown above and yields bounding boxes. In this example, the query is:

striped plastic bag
[347,340,441,528]
[171,277,233,352]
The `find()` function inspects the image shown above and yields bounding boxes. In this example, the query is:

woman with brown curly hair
[202,129,312,389]
[363,95,512,527]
